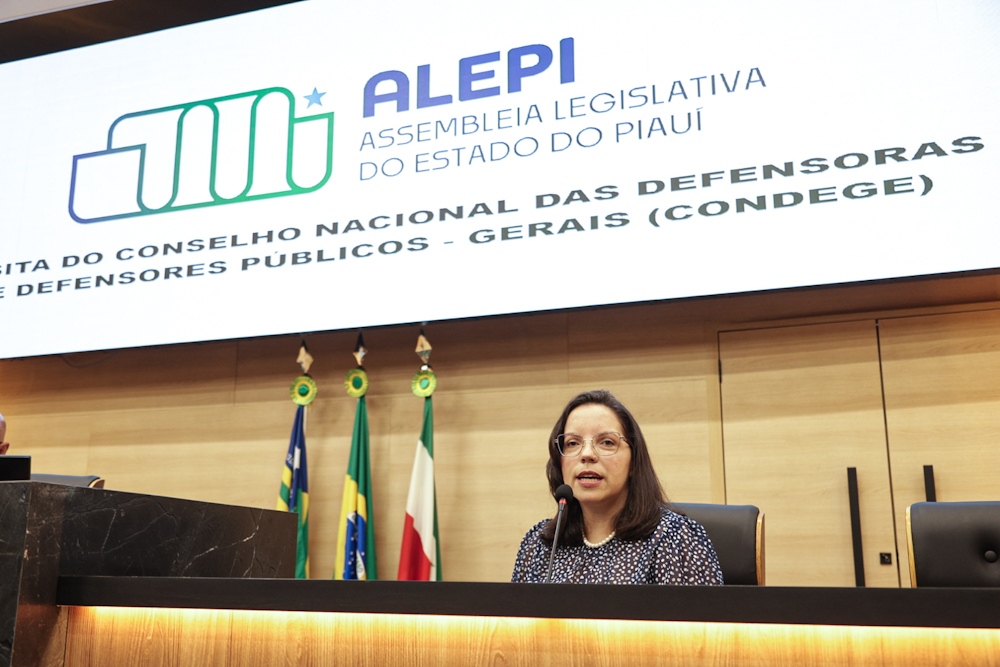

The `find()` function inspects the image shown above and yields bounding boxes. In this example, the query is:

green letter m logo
[69,87,334,223]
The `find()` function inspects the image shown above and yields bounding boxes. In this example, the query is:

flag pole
[280,341,317,579]
[336,333,378,580]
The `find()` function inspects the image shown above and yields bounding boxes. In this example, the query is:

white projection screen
[1,0,998,358]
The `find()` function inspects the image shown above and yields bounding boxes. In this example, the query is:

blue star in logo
[304,88,326,107]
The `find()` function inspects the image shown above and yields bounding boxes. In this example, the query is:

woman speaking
[511,390,723,585]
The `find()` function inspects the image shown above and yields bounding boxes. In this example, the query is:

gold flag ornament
[291,342,318,405]
[297,342,314,374]
[415,331,432,364]
[353,334,368,367]
[411,329,436,398]
[346,333,370,398]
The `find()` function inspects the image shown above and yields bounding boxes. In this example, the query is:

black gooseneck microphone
[544,484,574,584]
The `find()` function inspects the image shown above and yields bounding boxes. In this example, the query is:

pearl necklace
[583,531,616,548]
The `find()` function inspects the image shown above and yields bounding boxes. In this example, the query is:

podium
[0,481,295,667]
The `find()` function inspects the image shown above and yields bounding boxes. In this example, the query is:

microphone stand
[544,498,569,584]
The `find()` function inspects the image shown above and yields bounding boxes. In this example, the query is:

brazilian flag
[335,395,377,579]
[277,405,310,578]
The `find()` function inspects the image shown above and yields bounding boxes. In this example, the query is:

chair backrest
[907,501,1000,587]
[671,502,764,585]
[31,473,105,488]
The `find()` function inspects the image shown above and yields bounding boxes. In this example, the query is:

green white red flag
[398,396,441,580]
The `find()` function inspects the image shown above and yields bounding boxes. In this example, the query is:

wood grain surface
[720,321,899,587]
[0,304,720,582]
[63,606,1000,667]
[5,275,1000,584]
[879,308,1000,587]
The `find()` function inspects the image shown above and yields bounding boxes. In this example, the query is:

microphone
[544,484,574,583]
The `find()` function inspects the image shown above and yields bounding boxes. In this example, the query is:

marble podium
[0,481,296,667]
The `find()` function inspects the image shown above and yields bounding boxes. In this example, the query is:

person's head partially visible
[0,412,8,455]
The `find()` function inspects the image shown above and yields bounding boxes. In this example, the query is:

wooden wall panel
[567,310,714,382]
[4,412,95,475]
[879,309,1000,587]
[0,342,239,414]
[720,321,899,587]
[6,273,1000,585]
[0,306,719,583]
[63,606,1000,667]
[83,403,320,505]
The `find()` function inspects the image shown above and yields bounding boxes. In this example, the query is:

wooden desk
[59,577,1000,666]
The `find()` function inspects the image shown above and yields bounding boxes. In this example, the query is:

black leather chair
[672,502,764,585]
[906,501,1000,587]
[31,473,105,488]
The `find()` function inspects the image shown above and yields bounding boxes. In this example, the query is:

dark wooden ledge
[57,576,1000,629]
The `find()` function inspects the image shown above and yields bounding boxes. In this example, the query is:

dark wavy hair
[540,389,673,547]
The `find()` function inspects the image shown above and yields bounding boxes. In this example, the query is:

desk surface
[58,576,1000,629]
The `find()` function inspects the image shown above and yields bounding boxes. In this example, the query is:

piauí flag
[398,397,441,580]
[277,404,310,579]
[335,395,378,579]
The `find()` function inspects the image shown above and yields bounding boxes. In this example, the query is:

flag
[277,404,310,578]
[398,397,441,580]
[335,394,378,579]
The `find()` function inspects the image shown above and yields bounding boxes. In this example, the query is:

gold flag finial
[412,329,436,397]
[415,329,432,365]
[297,342,314,375]
[353,332,368,367]
[346,333,369,398]
[291,342,318,405]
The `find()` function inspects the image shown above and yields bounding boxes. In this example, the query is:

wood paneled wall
[880,309,1000,585]
[719,321,900,587]
[0,306,725,582]
[3,272,1000,582]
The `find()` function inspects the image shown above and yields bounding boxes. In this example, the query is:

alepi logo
[69,87,334,224]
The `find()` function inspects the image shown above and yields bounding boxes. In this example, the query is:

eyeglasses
[555,432,628,457]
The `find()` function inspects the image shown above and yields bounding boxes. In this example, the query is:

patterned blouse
[511,506,724,585]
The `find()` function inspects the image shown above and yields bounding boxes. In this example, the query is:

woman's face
[560,403,632,516]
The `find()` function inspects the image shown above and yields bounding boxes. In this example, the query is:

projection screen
[1,0,998,358]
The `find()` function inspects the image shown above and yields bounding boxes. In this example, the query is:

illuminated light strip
[66,606,1000,667]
